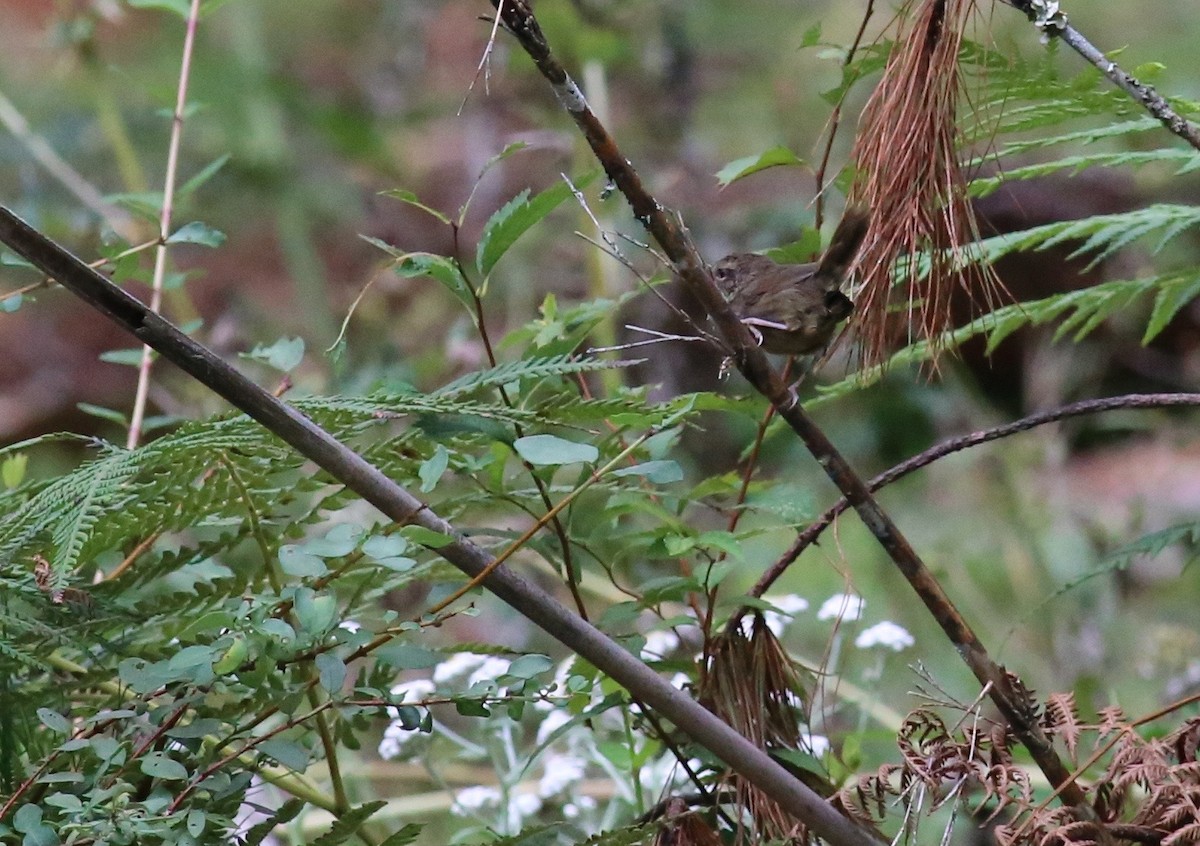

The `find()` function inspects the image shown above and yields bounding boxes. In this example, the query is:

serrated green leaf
[378,823,424,846]
[311,800,387,846]
[399,252,475,313]
[178,153,231,197]
[476,173,595,276]
[167,221,226,247]
[1145,274,1200,343]
[715,145,805,187]
[379,189,451,224]
[243,799,305,846]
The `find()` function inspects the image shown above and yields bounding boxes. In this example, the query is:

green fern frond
[435,354,636,398]
[815,267,1200,406]
[970,150,1200,198]
[976,204,1200,269]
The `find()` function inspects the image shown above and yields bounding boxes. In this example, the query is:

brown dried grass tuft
[849,0,1006,369]
[699,615,818,842]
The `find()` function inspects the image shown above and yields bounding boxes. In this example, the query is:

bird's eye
[713,266,731,281]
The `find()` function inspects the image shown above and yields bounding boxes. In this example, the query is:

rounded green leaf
[141,753,188,781]
[513,435,598,466]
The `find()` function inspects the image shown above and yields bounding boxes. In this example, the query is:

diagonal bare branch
[486,0,1085,809]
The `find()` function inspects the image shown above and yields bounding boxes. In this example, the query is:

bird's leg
[741,316,788,332]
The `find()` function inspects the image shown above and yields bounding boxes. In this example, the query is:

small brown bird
[711,208,869,355]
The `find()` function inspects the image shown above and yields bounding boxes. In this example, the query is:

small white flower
[452,785,502,815]
[855,621,915,652]
[468,656,512,688]
[511,792,542,820]
[564,795,597,819]
[770,594,811,615]
[801,731,830,757]
[433,652,488,684]
[758,595,812,636]
[378,719,421,761]
[817,593,864,622]
[538,754,587,797]
[337,619,362,633]
[640,629,680,660]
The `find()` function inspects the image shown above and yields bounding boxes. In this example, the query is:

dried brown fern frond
[698,615,819,842]
[1044,692,1082,761]
[848,0,1006,369]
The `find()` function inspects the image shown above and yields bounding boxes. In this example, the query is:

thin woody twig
[127,0,203,450]
[751,392,1200,598]
[1001,0,1200,151]
[487,0,1084,809]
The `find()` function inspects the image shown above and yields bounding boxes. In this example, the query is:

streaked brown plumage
[711,208,868,355]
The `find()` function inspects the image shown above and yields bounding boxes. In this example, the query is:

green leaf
[98,348,148,367]
[243,336,305,372]
[379,824,424,846]
[258,738,311,772]
[3,453,28,488]
[419,444,450,493]
[312,800,387,846]
[315,652,346,692]
[379,189,451,225]
[302,524,363,557]
[243,799,304,846]
[375,643,441,670]
[43,793,82,812]
[128,0,190,17]
[513,434,598,466]
[1145,274,1200,343]
[279,545,328,577]
[178,154,230,197]
[37,708,70,733]
[141,753,188,780]
[716,146,805,187]
[397,252,475,313]
[505,654,553,680]
[294,589,338,636]
[476,172,595,276]
[77,402,127,425]
[167,221,226,247]
[362,535,408,559]
[404,526,454,548]
[186,810,206,837]
[610,460,683,484]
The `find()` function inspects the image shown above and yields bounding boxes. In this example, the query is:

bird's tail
[815,206,870,284]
